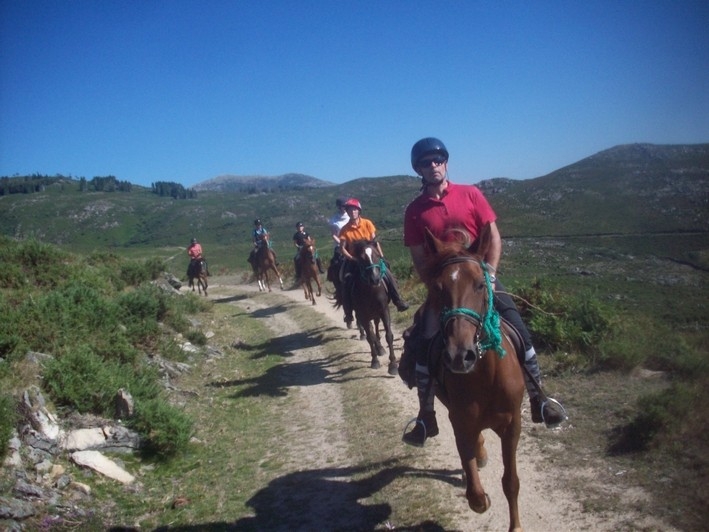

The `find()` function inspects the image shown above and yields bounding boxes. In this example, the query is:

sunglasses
[417,155,447,168]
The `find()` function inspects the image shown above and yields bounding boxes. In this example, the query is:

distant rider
[187,237,208,277]
[327,197,350,285]
[248,218,277,266]
[293,221,324,281]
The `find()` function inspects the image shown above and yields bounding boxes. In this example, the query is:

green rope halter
[360,258,387,279]
[439,262,506,358]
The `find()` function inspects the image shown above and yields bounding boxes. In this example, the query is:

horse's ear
[424,227,444,255]
[473,223,492,257]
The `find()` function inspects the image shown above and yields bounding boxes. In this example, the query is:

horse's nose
[446,348,478,374]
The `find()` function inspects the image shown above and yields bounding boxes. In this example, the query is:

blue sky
[1,1,707,187]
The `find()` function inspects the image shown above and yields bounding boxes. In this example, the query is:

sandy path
[206,278,677,531]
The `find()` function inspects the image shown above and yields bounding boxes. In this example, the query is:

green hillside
[1,143,707,274]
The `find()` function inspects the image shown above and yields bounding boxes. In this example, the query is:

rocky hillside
[191,172,333,193]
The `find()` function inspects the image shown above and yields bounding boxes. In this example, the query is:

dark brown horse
[347,240,398,375]
[420,226,525,532]
[252,233,283,292]
[298,236,321,305]
[188,259,208,296]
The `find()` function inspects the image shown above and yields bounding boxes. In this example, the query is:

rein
[439,256,506,358]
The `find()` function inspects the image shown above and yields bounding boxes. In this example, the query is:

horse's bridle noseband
[438,256,506,358]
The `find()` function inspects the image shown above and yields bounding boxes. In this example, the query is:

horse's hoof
[469,493,491,514]
[388,363,398,376]
[371,360,381,370]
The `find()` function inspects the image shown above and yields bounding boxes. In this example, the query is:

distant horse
[298,236,322,305]
[419,225,525,532]
[187,259,208,296]
[346,240,398,375]
[252,234,284,292]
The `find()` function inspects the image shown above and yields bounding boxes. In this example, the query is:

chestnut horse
[347,240,398,375]
[298,236,322,305]
[252,234,283,292]
[187,259,208,296]
[420,226,525,532]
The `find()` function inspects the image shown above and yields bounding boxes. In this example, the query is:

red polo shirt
[404,182,497,247]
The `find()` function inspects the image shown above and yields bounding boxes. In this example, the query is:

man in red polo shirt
[401,137,566,446]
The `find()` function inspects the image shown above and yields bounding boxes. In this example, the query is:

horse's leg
[382,311,398,376]
[363,320,381,369]
[314,275,322,297]
[450,412,490,515]
[476,432,488,468]
[271,264,284,290]
[309,280,316,305]
[302,276,309,300]
[498,415,522,532]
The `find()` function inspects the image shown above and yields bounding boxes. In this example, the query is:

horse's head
[423,225,503,374]
[351,240,384,286]
[302,236,316,258]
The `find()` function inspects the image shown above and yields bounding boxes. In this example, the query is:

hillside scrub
[0,236,206,457]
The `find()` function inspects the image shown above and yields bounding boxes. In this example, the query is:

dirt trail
[206,277,677,531]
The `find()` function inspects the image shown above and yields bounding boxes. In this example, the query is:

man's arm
[485,222,502,273]
[409,244,427,279]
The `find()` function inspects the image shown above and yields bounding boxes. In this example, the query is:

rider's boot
[384,273,409,312]
[316,257,325,274]
[403,366,438,447]
[524,350,566,427]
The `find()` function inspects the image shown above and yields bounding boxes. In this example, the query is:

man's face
[416,154,448,184]
[346,207,360,219]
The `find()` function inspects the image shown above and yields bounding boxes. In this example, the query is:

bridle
[357,243,387,283]
[437,256,506,359]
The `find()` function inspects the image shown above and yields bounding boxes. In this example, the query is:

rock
[69,481,92,495]
[60,425,140,453]
[0,496,35,519]
[71,450,135,484]
[21,387,63,441]
[115,388,134,419]
[60,428,107,451]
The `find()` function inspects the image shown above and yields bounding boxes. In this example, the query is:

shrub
[0,393,18,462]
[131,399,192,457]
[43,346,124,414]
[515,280,616,362]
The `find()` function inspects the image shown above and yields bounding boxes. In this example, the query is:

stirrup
[402,417,428,447]
[540,397,568,428]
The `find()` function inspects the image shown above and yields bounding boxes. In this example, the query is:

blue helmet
[411,137,449,171]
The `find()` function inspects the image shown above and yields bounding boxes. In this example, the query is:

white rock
[60,428,107,451]
[71,450,135,484]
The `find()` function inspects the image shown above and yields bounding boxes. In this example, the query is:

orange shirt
[339,218,377,245]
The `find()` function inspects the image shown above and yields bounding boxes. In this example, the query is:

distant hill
[192,173,334,193]
[479,143,709,236]
[1,143,707,268]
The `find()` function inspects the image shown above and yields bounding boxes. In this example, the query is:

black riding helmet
[254,219,261,226]
[295,221,304,228]
[411,137,449,172]
[336,197,347,208]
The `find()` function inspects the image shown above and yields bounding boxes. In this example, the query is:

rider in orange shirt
[338,198,408,327]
